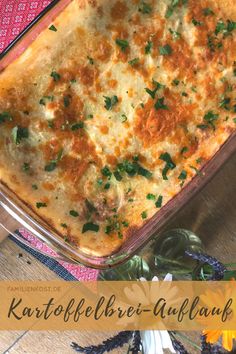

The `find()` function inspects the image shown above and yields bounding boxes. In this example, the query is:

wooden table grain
[0,153,235,353]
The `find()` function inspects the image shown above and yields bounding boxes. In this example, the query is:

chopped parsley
[36,202,47,209]
[45,148,63,172]
[104,183,110,190]
[114,170,123,181]
[159,152,176,180]
[145,81,165,99]
[215,20,236,36]
[128,58,139,66]
[219,97,231,110]
[12,126,29,145]
[32,184,38,190]
[155,97,168,110]
[178,170,187,180]
[121,114,127,123]
[203,8,214,16]
[159,44,173,55]
[82,222,99,233]
[87,56,94,65]
[180,146,188,155]
[101,166,112,178]
[104,95,119,110]
[169,28,181,40]
[49,25,57,32]
[50,71,61,81]
[145,40,153,54]
[61,223,68,228]
[22,163,30,173]
[141,211,148,219]
[192,18,202,26]
[63,95,71,107]
[69,210,79,217]
[233,118,236,124]
[155,195,163,208]
[117,160,153,179]
[146,193,156,200]
[138,2,152,14]
[165,0,188,18]
[70,122,84,130]
[0,111,13,123]
[39,96,54,106]
[172,79,180,86]
[203,111,219,130]
[85,199,97,213]
[115,38,129,52]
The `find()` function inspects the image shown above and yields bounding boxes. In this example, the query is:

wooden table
[0,153,235,353]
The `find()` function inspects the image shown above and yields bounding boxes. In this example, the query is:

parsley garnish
[115,39,129,52]
[101,166,112,178]
[145,81,165,99]
[145,41,153,54]
[0,111,13,124]
[180,146,188,154]
[159,44,173,55]
[70,122,84,130]
[141,211,148,219]
[85,199,97,213]
[50,71,61,81]
[172,79,180,86]
[104,183,110,190]
[203,8,214,16]
[12,126,29,145]
[36,202,47,209]
[203,111,219,130]
[104,95,119,110]
[49,25,57,32]
[146,193,156,200]
[155,97,168,110]
[69,210,79,217]
[82,222,99,233]
[138,2,152,14]
[87,56,94,65]
[159,152,176,180]
[39,96,54,106]
[155,195,163,208]
[22,163,30,173]
[169,28,181,40]
[128,58,139,66]
[61,223,68,228]
[219,97,231,110]
[32,184,38,190]
[64,95,71,107]
[178,170,187,180]
[45,148,63,172]
[114,170,123,181]
[192,18,202,26]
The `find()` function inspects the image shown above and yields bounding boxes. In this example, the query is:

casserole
[0,0,235,268]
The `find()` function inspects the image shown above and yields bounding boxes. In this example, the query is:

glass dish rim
[0,0,236,269]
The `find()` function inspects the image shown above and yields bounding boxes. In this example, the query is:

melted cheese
[0,0,235,256]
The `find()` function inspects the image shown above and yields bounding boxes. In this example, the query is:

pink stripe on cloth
[19,228,99,281]
[0,0,50,53]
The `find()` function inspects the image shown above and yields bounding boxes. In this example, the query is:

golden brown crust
[0,0,235,256]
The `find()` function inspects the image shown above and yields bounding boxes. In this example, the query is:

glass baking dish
[0,0,236,269]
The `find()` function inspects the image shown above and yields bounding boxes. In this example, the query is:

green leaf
[155,195,163,208]
[36,202,47,208]
[69,210,79,217]
[71,122,84,130]
[63,95,71,107]
[44,148,63,172]
[159,44,173,55]
[145,40,153,54]
[178,170,187,180]
[104,95,119,110]
[82,222,99,233]
[101,166,112,178]
[115,38,129,52]
[12,126,29,145]
[138,2,152,14]
[114,170,123,181]
[141,211,148,219]
[155,97,168,110]
[146,193,156,200]
[128,58,139,66]
[49,25,57,32]
[159,152,176,180]
[0,111,13,124]
[50,71,61,81]
[204,110,219,129]
[203,8,214,16]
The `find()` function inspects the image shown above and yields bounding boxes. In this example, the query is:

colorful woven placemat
[0,0,99,280]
